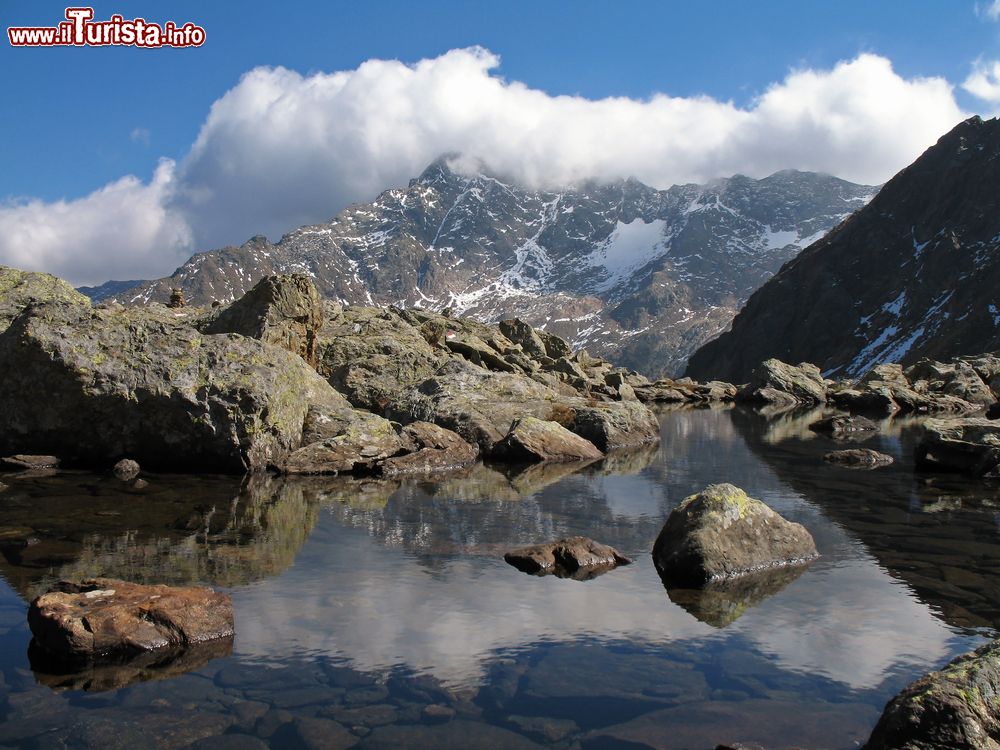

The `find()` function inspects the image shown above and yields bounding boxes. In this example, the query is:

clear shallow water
[0,407,996,748]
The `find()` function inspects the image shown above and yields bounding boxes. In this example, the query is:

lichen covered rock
[497,416,604,463]
[865,639,1000,750]
[652,484,818,586]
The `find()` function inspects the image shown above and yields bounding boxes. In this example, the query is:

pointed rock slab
[504,536,632,579]
[652,484,818,587]
[203,273,324,367]
[865,639,1000,750]
[497,416,604,463]
[28,578,234,660]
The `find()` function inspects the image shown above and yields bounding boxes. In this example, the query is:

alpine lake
[0,406,997,749]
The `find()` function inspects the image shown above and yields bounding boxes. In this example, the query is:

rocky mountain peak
[104,160,875,378]
[686,116,1000,383]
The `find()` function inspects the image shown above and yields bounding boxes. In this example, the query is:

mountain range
[686,116,1000,383]
[101,162,874,377]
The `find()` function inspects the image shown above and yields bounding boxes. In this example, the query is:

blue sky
[1,0,999,283]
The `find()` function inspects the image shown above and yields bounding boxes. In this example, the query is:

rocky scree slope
[109,161,874,377]
[687,116,1000,384]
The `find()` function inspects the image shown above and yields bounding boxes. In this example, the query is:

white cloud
[0,159,192,285]
[130,127,151,146]
[0,48,973,285]
[977,0,1000,20]
[963,59,1000,105]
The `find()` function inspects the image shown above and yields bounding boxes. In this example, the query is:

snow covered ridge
[101,159,876,377]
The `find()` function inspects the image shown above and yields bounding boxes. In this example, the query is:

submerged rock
[203,274,324,367]
[652,484,818,586]
[737,359,827,408]
[865,639,1000,750]
[824,448,894,468]
[28,578,233,659]
[504,537,632,579]
[496,416,604,463]
[29,635,233,693]
[916,418,1000,477]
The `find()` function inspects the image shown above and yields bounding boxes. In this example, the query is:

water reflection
[0,408,993,748]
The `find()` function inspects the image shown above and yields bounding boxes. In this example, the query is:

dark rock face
[736,359,827,408]
[865,639,1000,750]
[688,116,1000,383]
[504,537,632,579]
[824,449,894,469]
[111,164,873,378]
[497,417,604,463]
[916,418,1000,477]
[28,578,233,659]
[202,274,324,367]
[652,484,818,586]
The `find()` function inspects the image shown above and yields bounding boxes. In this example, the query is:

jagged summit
[109,159,876,377]
[687,116,1000,383]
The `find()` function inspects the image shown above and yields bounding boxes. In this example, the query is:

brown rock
[497,417,604,463]
[28,578,234,659]
[916,418,1000,477]
[504,536,632,579]
[809,414,878,437]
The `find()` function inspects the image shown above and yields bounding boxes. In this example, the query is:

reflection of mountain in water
[0,474,321,599]
[729,407,1000,630]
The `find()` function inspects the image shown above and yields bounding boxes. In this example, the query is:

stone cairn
[167,287,186,309]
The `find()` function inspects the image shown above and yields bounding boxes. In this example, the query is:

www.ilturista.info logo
[8,7,205,48]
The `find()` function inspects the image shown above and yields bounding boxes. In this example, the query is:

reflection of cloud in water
[234,508,962,691]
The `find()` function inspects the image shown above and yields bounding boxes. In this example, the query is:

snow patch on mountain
[587,218,668,292]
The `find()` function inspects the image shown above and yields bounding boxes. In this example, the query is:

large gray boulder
[0,300,383,472]
[865,639,1000,750]
[916,418,1000,477]
[737,359,827,408]
[202,274,324,367]
[652,484,818,586]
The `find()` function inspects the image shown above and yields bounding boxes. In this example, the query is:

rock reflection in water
[29,635,233,693]
[0,473,321,599]
[665,566,811,628]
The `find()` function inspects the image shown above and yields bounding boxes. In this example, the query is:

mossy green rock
[652,484,818,586]
[0,300,369,472]
[865,639,1000,750]
[0,265,90,334]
